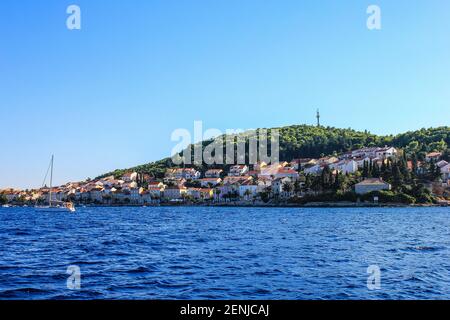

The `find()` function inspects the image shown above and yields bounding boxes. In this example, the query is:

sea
[1,206,450,299]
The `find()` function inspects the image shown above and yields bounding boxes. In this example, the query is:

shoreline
[2,202,446,209]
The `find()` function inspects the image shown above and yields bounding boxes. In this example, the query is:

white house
[256,177,272,193]
[165,168,200,180]
[200,178,222,187]
[223,176,252,185]
[121,172,138,182]
[187,188,214,200]
[304,164,323,175]
[123,181,138,189]
[317,157,339,165]
[353,156,374,169]
[89,188,104,203]
[140,190,153,204]
[238,181,258,199]
[271,177,292,195]
[330,160,358,174]
[181,168,201,180]
[129,187,142,204]
[164,169,177,179]
[375,147,397,159]
[48,189,65,202]
[204,169,223,178]
[228,165,249,176]
[148,181,166,189]
[271,177,295,199]
[274,168,300,180]
[355,178,391,194]
[347,147,397,160]
[114,190,130,203]
[147,186,163,199]
[253,161,267,172]
[258,163,287,178]
[290,158,316,170]
[3,190,19,202]
[351,147,378,159]
[164,186,187,200]
[440,164,450,182]
[216,183,240,201]
[436,160,449,169]
[102,179,124,188]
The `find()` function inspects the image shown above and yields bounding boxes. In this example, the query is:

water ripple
[1,206,450,299]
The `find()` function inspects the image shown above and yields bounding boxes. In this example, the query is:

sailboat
[35,155,76,213]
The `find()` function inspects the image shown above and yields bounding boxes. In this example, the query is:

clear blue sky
[1,0,449,189]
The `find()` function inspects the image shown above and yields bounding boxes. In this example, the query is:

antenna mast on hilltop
[316,109,320,127]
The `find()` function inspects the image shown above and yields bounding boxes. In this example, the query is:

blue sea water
[0,206,450,300]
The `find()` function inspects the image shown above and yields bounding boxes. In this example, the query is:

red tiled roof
[277,169,297,174]
[426,152,442,157]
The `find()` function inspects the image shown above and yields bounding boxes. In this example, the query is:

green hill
[97,125,450,179]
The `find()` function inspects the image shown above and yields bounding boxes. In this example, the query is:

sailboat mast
[49,155,54,206]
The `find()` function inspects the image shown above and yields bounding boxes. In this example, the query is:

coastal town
[2,146,450,207]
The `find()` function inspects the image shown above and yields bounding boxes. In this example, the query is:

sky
[0,0,449,189]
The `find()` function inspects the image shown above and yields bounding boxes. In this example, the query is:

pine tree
[429,160,437,181]
[434,163,442,181]
[411,153,418,177]
[381,160,387,177]
[443,148,450,162]
[392,163,403,190]
[321,166,331,190]
[398,159,410,183]
[372,161,380,178]
[362,161,369,178]
[334,172,345,191]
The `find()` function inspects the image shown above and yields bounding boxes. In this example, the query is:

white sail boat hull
[35,206,76,213]
[34,155,76,213]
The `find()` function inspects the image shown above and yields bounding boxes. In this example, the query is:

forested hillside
[98,125,450,179]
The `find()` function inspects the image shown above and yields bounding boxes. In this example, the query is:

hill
[97,125,450,179]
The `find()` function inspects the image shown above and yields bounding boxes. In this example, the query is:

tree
[320,166,332,190]
[304,174,313,190]
[391,162,403,190]
[398,157,411,183]
[442,148,450,162]
[380,160,387,177]
[428,160,442,181]
[293,179,303,195]
[362,161,370,178]
[333,172,345,191]
[406,140,420,155]
[215,189,221,202]
[282,182,294,194]
[372,161,380,178]
[411,153,418,177]
[428,139,447,153]
[259,190,270,203]
[0,194,7,205]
